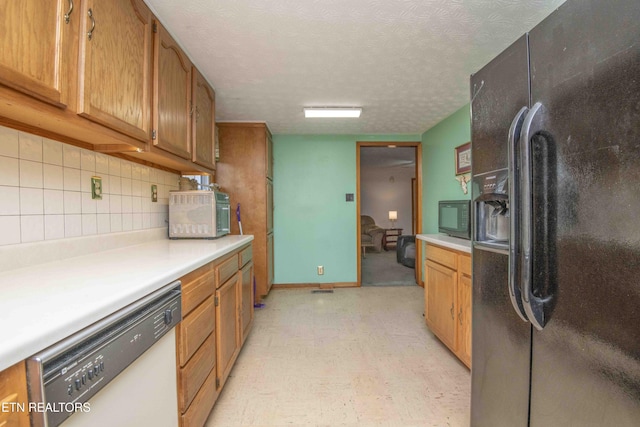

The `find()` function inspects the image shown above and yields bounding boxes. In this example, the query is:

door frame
[356,141,423,286]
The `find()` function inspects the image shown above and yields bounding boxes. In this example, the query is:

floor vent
[311,289,334,294]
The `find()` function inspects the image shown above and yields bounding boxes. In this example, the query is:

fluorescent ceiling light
[304,107,362,118]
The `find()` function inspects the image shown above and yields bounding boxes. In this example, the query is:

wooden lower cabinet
[0,361,29,427]
[425,260,457,350]
[424,243,472,368]
[456,274,472,367]
[176,243,253,427]
[240,261,255,344]
[215,275,240,390]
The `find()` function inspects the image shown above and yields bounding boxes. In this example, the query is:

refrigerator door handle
[520,102,555,330]
[508,106,530,322]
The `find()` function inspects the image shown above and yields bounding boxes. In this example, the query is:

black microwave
[438,200,471,239]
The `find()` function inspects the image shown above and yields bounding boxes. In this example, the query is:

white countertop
[0,235,253,371]
[416,234,472,253]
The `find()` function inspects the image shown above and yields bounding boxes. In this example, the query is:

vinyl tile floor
[205,286,471,427]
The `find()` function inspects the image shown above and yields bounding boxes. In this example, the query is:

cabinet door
[192,69,216,169]
[457,273,472,367]
[266,180,273,233]
[266,131,273,179]
[240,261,254,344]
[0,361,30,427]
[425,259,457,351]
[77,0,152,141]
[0,0,71,107]
[267,233,274,293]
[215,274,240,389]
[153,21,192,160]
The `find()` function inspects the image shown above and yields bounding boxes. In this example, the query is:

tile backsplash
[0,125,180,247]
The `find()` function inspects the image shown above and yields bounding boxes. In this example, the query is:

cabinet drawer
[425,244,457,270]
[181,265,215,316]
[216,254,238,288]
[239,245,252,268]
[459,254,471,277]
[178,332,216,412]
[180,367,218,427]
[177,296,215,366]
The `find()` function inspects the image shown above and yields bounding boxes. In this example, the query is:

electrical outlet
[317,266,324,275]
[91,176,102,200]
[151,185,158,202]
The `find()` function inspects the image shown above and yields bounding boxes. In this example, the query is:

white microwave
[168,190,231,239]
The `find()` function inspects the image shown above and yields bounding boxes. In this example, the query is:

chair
[360,215,385,252]
[396,235,416,268]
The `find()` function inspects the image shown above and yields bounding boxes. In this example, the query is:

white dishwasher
[27,282,182,427]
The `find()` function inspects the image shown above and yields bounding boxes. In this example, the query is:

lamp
[389,210,397,228]
[304,107,362,118]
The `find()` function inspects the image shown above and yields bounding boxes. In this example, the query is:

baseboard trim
[271,282,359,290]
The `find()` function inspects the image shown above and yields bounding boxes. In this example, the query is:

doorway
[356,142,423,286]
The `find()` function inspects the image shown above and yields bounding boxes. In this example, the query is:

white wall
[360,165,415,233]
[0,125,180,247]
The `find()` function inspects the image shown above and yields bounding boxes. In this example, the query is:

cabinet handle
[450,303,454,320]
[64,0,74,24]
[458,307,463,325]
[87,8,96,41]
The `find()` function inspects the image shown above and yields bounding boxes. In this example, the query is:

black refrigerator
[470,0,640,426]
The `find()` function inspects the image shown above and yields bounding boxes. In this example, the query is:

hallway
[361,249,416,286]
[206,286,470,426]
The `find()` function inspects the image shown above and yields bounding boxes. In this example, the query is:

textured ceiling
[145,0,565,135]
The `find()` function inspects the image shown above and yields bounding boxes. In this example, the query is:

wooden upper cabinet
[77,0,153,141]
[192,69,216,170]
[153,21,192,160]
[0,0,73,108]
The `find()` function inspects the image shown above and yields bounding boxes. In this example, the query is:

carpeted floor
[361,248,417,286]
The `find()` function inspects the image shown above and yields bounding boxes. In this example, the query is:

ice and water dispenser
[473,169,509,249]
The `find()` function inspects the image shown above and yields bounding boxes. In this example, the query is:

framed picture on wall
[455,142,471,175]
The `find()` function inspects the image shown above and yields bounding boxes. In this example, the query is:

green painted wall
[421,104,471,234]
[273,134,420,284]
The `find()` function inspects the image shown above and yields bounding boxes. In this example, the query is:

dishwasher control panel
[27,282,181,427]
